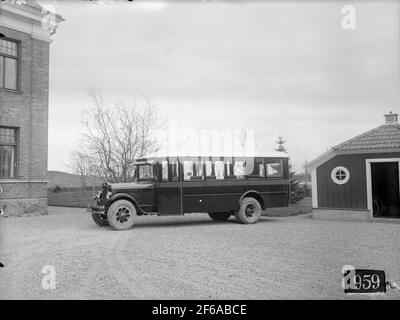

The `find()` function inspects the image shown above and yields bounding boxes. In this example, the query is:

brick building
[0,1,62,216]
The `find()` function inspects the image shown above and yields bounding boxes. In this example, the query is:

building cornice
[0,180,48,183]
[30,33,52,43]
[0,1,63,41]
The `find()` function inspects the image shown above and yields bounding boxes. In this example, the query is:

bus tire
[208,212,231,221]
[235,197,262,224]
[107,199,137,231]
[92,212,109,226]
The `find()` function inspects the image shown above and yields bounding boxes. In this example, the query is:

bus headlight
[93,191,101,201]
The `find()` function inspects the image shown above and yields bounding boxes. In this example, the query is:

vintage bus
[91,152,290,230]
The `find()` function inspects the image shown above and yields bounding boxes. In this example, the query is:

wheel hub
[245,204,255,217]
[115,206,131,224]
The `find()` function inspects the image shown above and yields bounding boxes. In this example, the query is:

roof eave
[306,147,400,170]
[305,148,337,171]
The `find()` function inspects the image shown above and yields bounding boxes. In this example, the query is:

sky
[38,0,400,173]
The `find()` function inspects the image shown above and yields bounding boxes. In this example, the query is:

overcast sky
[39,0,400,173]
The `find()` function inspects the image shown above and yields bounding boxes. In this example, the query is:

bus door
[157,160,182,215]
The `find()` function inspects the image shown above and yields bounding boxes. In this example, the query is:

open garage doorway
[371,161,400,218]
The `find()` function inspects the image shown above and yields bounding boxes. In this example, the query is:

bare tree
[67,150,97,200]
[67,150,95,178]
[79,90,161,183]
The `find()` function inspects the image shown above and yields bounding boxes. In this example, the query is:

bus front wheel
[235,197,261,224]
[92,212,109,226]
[208,212,231,221]
[107,199,137,231]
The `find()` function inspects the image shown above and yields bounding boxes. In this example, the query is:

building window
[0,127,17,178]
[0,39,19,91]
[331,166,350,185]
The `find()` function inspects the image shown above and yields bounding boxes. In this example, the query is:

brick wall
[0,25,50,216]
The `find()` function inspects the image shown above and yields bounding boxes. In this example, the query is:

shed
[306,112,400,221]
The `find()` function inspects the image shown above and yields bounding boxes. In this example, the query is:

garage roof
[306,113,400,170]
[333,123,400,151]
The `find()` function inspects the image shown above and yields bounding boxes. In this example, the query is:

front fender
[107,193,145,214]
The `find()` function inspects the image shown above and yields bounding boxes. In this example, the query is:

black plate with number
[343,269,386,294]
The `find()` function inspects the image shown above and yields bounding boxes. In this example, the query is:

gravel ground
[0,207,399,300]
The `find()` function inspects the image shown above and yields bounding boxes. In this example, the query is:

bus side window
[245,158,264,178]
[183,160,194,181]
[266,160,283,177]
[192,160,204,180]
[214,160,224,180]
[234,160,245,179]
[171,161,179,181]
[225,160,235,179]
[259,162,265,177]
[205,160,215,179]
[161,160,169,181]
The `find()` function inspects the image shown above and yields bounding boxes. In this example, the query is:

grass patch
[263,197,312,217]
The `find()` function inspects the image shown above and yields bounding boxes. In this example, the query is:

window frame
[214,159,225,180]
[160,160,169,182]
[233,158,246,180]
[136,163,155,182]
[0,37,20,92]
[0,126,18,179]
[266,159,284,178]
[182,157,205,182]
[205,159,216,180]
[193,160,204,181]
[183,159,194,181]
[170,159,180,182]
[224,157,236,180]
[331,166,350,185]
[247,157,266,179]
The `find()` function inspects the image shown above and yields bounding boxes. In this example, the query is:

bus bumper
[89,205,105,214]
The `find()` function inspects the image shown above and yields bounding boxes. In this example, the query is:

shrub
[52,185,62,193]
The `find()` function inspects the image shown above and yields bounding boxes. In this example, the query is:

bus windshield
[137,164,154,181]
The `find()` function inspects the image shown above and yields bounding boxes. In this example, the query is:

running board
[142,211,159,216]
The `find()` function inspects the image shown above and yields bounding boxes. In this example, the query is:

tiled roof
[333,124,400,151]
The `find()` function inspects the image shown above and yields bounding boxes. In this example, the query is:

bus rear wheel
[107,199,137,231]
[235,197,261,224]
[208,212,231,221]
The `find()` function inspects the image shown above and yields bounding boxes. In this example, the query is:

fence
[48,186,101,208]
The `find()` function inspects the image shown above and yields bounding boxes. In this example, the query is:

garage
[307,112,400,221]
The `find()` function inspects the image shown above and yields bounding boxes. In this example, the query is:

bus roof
[137,151,288,161]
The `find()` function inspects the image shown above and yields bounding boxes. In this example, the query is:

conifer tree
[274,136,301,203]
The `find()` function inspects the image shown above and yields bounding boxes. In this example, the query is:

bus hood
[109,182,154,192]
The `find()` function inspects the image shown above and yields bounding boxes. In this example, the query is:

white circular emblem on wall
[331,166,350,185]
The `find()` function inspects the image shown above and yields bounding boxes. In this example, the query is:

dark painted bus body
[91,154,289,230]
